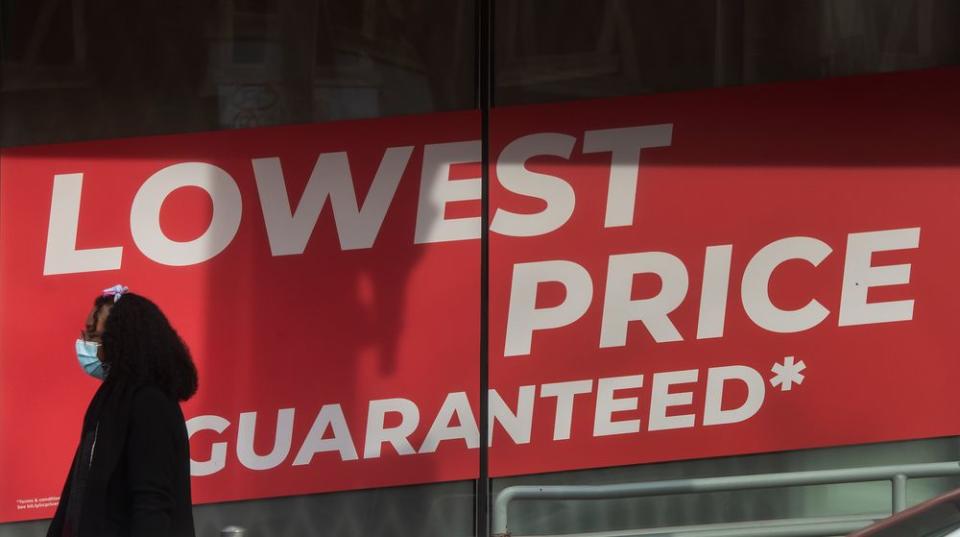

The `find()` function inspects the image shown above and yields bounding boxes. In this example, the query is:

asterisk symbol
[771,356,806,391]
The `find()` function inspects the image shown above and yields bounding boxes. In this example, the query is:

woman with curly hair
[47,285,198,537]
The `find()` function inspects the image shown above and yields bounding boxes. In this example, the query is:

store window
[0,2,477,537]
[488,1,960,535]
[2,2,960,537]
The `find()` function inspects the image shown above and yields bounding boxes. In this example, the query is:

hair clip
[102,284,129,303]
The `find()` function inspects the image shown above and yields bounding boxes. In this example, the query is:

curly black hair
[94,292,198,401]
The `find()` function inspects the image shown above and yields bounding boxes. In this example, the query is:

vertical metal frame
[476,0,493,535]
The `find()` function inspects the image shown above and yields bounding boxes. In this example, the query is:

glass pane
[0,2,478,537]
[1,0,475,146]
[494,0,960,105]
[489,1,960,535]
[493,438,960,535]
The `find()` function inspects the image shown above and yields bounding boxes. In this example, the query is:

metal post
[221,526,246,537]
[892,473,908,513]
[476,1,494,536]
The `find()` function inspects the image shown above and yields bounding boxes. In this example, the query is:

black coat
[47,380,196,537]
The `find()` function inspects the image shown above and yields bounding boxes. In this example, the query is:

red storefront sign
[1,68,957,523]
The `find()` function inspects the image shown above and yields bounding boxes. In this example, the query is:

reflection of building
[3,1,955,142]
[1,0,474,142]
[2,1,960,536]
[207,1,415,126]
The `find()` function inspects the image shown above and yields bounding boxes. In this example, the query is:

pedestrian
[47,285,198,537]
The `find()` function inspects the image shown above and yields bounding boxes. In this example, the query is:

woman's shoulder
[131,384,179,417]
[126,384,188,445]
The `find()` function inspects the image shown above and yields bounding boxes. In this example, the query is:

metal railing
[493,461,960,537]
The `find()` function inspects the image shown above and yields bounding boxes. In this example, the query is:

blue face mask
[75,339,108,380]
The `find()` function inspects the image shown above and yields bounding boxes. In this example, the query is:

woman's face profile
[83,303,112,360]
